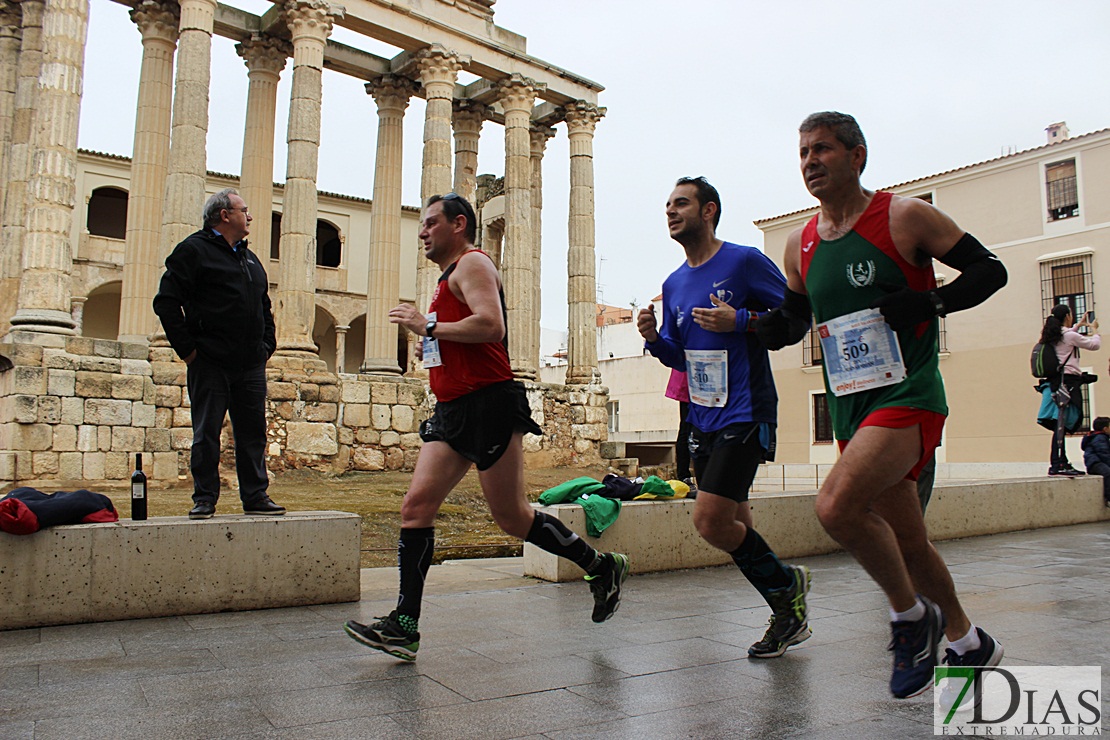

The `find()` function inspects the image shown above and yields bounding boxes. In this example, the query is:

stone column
[361,74,413,375]
[497,74,543,380]
[0,0,43,334]
[236,33,289,262]
[529,125,555,373]
[0,2,22,190]
[411,45,464,317]
[117,0,178,344]
[334,323,348,373]
[451,99,485,205]
[563,102,605,385]
[158,0,217,263]
[273,0,337,358]
[8,0,90,337]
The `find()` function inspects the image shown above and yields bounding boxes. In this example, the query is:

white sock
[948,625,982,655]
[890,598,926,623]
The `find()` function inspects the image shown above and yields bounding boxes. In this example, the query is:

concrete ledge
[524,476,1110,582]
[0,511,361,630]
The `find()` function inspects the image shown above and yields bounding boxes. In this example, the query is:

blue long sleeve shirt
[647,242,786,432]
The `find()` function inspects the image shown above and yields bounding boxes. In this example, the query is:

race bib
[422,312,442,369]
[685,349,728,407]
[818,308,906,396]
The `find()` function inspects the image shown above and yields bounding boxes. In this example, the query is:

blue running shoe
[889,596,945,698]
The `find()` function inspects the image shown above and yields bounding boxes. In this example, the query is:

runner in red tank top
[343,193,629,661]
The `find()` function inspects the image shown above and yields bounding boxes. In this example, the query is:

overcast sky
[78,0,1110,329]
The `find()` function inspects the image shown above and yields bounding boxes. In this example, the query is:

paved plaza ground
[1,522,1107,739]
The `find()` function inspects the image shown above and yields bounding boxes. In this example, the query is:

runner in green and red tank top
[756,112,1007,702]
[800,189,947,441]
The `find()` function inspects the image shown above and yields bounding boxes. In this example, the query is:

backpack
[1031,342,1073,379]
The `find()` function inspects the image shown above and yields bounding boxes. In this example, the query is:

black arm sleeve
[754,288,812,351]
[933,233,1007,314]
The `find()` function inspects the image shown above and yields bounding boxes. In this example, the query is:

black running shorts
[689,422,775,503]
[419,380,542,470]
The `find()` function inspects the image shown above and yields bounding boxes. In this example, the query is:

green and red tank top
[800,191,947,440]
[428,250,512,402]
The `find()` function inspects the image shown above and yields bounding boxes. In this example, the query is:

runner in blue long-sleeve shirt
[638,177,812,658]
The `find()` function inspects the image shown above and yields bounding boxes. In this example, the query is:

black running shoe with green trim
[343,611,420,661]
[748,564,812,659]
[585,552,630,623]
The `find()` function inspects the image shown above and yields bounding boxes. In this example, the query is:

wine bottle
[131,453,147,521]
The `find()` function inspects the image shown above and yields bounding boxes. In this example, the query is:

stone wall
[0,337,609,485]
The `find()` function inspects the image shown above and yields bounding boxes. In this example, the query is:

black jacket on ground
[153,229,276,370]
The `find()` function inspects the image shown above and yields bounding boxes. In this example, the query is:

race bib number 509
[818,308,906,397]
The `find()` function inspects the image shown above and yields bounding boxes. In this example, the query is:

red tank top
[428,251,513,401]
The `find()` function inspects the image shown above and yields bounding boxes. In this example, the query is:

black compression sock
[729,527,792,599]
[525,510,598,572]
[397,526,434,623]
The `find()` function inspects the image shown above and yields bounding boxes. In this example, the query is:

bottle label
[132,483,145,499]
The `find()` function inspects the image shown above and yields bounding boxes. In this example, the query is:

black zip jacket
[153,229,276,370]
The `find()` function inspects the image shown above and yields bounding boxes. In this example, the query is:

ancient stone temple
[0,0,610,484]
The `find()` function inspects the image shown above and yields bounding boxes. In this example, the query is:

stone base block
[0,511,361,629]
[525,477,1109,582]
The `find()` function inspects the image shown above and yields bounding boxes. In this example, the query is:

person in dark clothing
[1081,416,1110,507]
[153,188,284,519]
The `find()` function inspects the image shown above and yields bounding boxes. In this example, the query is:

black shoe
[1062,465,1086,476]
[1048,467,1081,477]
[585,553,630,623]
[188,501,215,519]
[749,564,812,658]
[244,496,286,515]
[344,611,420,661]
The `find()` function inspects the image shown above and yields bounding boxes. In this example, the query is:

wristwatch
[927,291,947,317]
[425,319,437,338]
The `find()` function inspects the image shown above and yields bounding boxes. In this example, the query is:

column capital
[236,32,291,76]
[283,0,341,44]
[452,99,487,133]
[0,2,21,39]
[496,74,545,115]
[563,101,606,136]
[365,74,415,112]
[129,0,179,44]
[11,0,43,26]
[408,44,468,92]
[529,125,556,156]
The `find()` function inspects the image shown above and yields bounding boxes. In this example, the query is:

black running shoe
[889,596,945,698]
[938,627,1004,714]
[585,552,630,623]
[749,564,812,658]
[343,611,420,661]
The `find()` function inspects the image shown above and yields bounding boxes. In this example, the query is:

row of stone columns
[0,0,604,386]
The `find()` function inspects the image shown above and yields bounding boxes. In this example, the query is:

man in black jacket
[153,189,284,519]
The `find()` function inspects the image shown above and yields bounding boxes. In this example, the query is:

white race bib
[685,349,728,407]
[422,312,442,369]
[818,308,906,397]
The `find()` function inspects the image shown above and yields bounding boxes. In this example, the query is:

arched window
[316,220,341,268]
[86,187,128,239]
